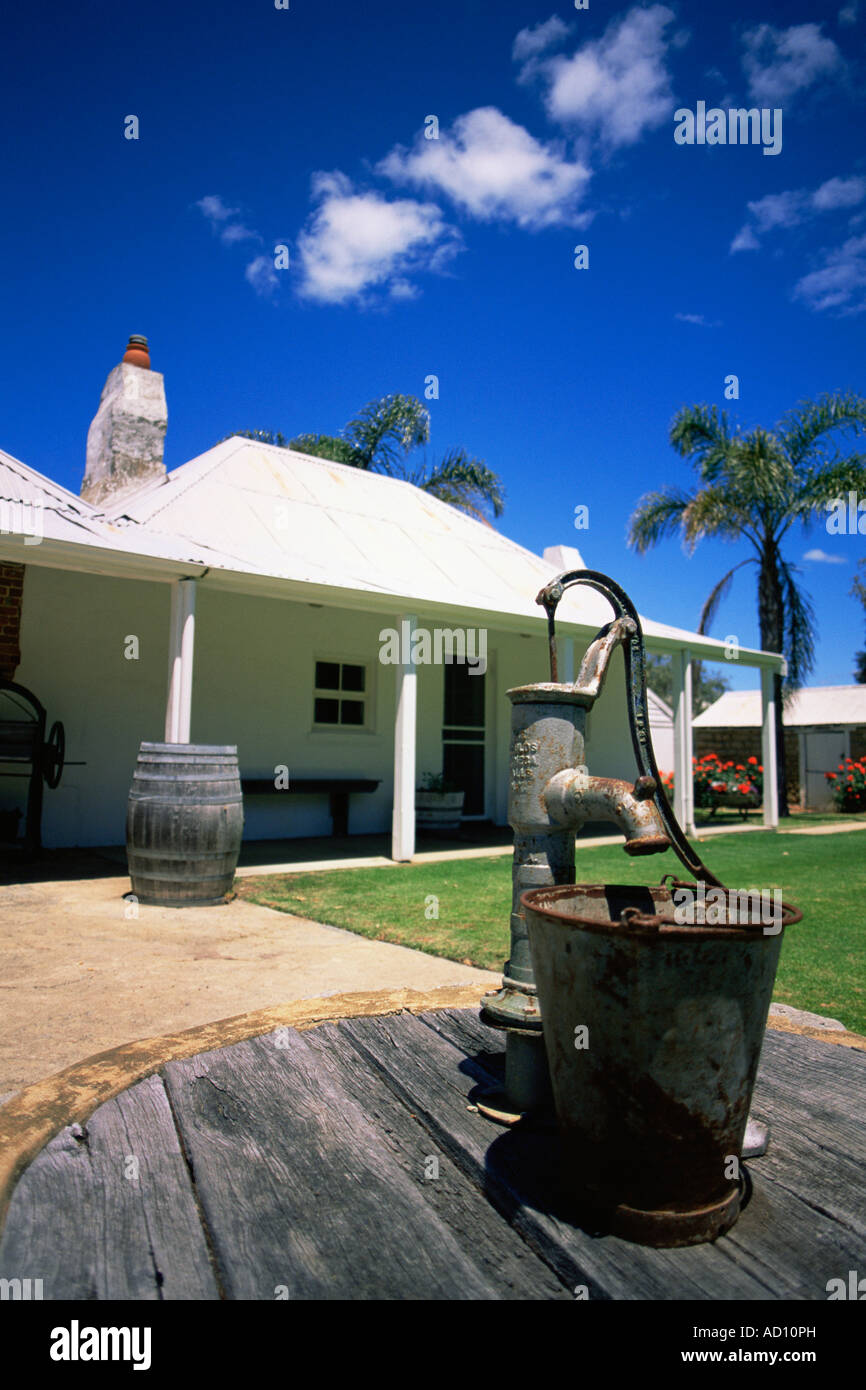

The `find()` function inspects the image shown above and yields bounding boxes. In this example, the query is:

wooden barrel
[126,743,244,906]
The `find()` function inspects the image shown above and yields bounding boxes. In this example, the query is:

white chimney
[543,544,587,572]
[81,336,167,505]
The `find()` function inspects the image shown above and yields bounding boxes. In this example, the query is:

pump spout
[545,769,670,856]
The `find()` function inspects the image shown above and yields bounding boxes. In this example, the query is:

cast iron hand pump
[536,568,723,889]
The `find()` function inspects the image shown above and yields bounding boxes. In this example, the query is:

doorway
[442,660,486,817]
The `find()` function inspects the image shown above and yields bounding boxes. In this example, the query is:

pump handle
[536,569,725,889]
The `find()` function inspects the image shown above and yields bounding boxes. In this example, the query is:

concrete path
[0,875,498,1100]
[779,821,866,836]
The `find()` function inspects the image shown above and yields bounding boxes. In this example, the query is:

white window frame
[311,655,373,734]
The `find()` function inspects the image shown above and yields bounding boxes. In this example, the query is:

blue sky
[2,0,865,687]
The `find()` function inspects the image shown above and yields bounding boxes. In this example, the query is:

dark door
[442,660,485,816]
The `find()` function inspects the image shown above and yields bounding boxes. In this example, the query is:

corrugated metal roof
[0,447,233,568]
[0,447,109,544]
[0,437,781,662]
[100,437,772,653]
[694,686,866,728]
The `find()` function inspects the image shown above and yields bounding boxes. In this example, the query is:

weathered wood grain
[0,1074,218,1299]
[300,1021,568,1299]
[422,1009,866,1291]
[416,1005,508,1077]
[164,1029,525,1300]
[340,1011,805,1300]
[717,1169,866,1299]
[4,1006,863,1303]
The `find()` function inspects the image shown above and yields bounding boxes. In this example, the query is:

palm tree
[853,560,866,684]
[229,394,504,523]
[628,393,866,813]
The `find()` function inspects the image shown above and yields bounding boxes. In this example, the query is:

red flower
[747,756,758,765]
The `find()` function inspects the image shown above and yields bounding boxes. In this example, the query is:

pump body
[480,612,670,1118]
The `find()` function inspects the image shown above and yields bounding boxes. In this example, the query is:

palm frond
[627,488,693,553]
[777,391,866,468]
[669,404,733,480]
[778,557,816,693]
[219,429,290,448]
[681,486,759,551]
[288,433,360,465]
[409,448,505,522]
[786,453,866,527]
[852,559,866,609]
[343,394,430,473]
[698,559,757,634]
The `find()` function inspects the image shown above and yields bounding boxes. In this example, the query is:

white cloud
[245,255,279,297]
[812,175,866,211]
[296,171,457,305]
[378,107,591,230]
[750,190,807,233]
[838,4,859,26]
[793,234,866,314]
[221,223,261,245]
[674,312,721,326]
[196,194,239,223]
[730,225,761,253]
[524,4,677,148]
[512,15,571,64]
[730,176,866,252]
[803,548,847,563]
[197,194,264,255]
[741,23,841,104]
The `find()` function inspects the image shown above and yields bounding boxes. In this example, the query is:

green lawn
[239,828,866,1035]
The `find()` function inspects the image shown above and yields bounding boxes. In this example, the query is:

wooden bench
[240,776,380,837]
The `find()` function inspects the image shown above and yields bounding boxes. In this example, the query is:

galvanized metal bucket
[522,881,801,1247]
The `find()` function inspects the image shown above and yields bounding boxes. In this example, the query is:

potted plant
[694,753,762,819]
[416,773,465,834]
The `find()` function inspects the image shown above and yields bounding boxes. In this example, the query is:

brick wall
[694,725,800,803]
[0,563,25,680]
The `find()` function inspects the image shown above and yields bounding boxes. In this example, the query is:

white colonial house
[0,339,786,858]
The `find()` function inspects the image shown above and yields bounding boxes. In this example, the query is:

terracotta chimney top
[122,335,151,369]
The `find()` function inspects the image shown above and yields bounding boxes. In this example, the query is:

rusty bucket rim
[521,881,802,939]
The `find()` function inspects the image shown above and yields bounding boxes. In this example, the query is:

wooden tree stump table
[1,1001,864,1300]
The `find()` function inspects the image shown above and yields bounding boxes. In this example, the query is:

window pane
[315,698,339,723]
[315,661,340,691]
[341,664,365,693]
[443,662,485,728]
[340,700,364,726]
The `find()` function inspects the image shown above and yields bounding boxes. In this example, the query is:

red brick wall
[0,563,25,680]
[694,726,800,803]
